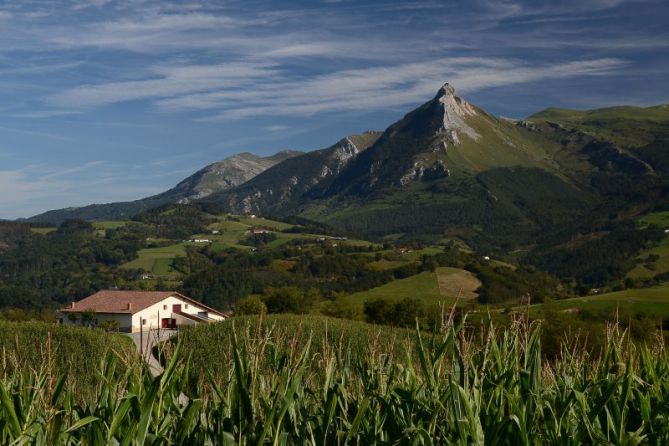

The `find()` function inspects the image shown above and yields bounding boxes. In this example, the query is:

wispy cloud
[179,58,626,120]
[47,62,281,108]
[264,125,291,132]
[47,56,625,120]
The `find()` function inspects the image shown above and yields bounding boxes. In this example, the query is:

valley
[3,83,669,330]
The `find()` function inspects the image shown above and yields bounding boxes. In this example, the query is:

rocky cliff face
[437,83,480,146]
[205,132,382,215]
[173,151,301,203]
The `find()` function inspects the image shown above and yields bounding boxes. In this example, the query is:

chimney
[126,302,132,311]
[70,302,75,309]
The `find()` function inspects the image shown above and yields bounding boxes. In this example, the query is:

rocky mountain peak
[434,83,480,145]
[435,82,457,98]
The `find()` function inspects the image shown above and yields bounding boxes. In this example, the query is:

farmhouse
[58,290,228,332]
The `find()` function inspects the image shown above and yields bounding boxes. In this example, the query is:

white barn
[58,290,228,332]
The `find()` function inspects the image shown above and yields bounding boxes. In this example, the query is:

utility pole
[140,318,143,359]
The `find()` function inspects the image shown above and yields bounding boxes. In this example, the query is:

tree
[264,287,319,314]
[364,297,426,328]
[363,298,394,325]
[235,296,267,315]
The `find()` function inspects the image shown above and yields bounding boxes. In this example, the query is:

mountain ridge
[26,84,669,255]
[206,84,669,251]
[26,149,301,223]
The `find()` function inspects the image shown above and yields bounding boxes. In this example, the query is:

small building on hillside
[58,290,228,332]
[249,227,273,235]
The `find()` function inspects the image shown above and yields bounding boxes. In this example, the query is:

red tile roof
[60,290,226,317]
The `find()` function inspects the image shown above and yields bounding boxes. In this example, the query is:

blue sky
[0,0,668,218]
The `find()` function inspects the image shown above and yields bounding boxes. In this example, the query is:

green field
[3,315,669,442]
[541,285,669,318]
[29,227,56,234]
[337,267,479,316]
[0,321,135,398]
[205,215,377,251]
[366,259,411,270]
[234,215,294,231]
[345,271,442,308]
[92,220,129,230]
[178,314,417,380]
[436,267,481,299]
[627,235,669,280]
[639,211,669,229]
[121,243,186,276]
[205,216,303,250]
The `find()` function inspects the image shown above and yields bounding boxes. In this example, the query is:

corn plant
[0,316,668,444]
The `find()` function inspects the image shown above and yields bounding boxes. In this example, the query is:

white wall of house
[131,295,224,332]
[59,294,224,333]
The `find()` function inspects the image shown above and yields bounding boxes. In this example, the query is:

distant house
[249,227,272,235]
[58,290,228,332]
[211,230,220,235]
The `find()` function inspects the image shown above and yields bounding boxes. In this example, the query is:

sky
[0,0,668,218]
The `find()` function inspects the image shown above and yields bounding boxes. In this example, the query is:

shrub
[235,296,267,315]
[263,286,319,314]
[363,297,426,327]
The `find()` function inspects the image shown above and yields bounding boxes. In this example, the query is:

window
[163,304,167,310]
[142,318,147,326]
[185,304,189,309]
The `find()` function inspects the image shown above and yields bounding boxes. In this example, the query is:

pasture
[337,266,480,316]
[121,243,186,277]
[539,284,669,318]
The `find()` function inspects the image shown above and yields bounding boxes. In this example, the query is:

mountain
[208,84,591,245]
[28,83,669,258]
[27,150,301,224]
[206,132,381,214]
[206,84,669,251]
[165,150,302,203]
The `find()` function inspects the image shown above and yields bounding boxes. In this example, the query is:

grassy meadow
[335,267,480,317]
[543,285,669,318]
[121,243,187,277]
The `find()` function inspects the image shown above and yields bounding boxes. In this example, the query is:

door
[161,318,176,329]
[172,304,181,314]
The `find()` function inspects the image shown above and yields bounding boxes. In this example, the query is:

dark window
[142,318,147,325]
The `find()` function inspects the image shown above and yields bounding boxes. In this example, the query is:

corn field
[1,316,669,444]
